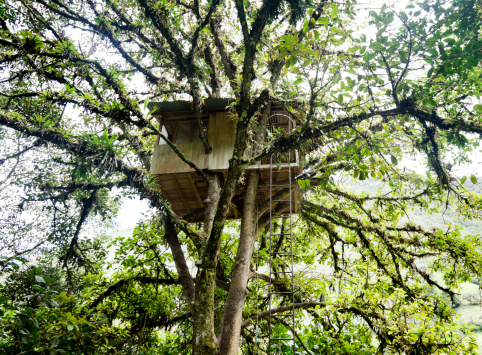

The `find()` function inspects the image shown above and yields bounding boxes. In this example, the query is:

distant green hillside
[345,177,482,235]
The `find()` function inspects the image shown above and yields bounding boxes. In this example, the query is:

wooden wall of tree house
[150,111,235,174]
[150,110,301,220]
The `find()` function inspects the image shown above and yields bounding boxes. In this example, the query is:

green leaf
[428,48,438,57]
[24,307,36,315]
[338,94,343,105]
[318,17,329,25]
[390,155,398,165]
[470,174,477,184]
[461,176,467,184]
[67,325,74,331]
[276,50,287,60]
[293,78,303,85]
[35,275,45,284]
[438,42,446,57]
[467,56,478,68]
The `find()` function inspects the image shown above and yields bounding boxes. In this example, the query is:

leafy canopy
[0,0,482,354]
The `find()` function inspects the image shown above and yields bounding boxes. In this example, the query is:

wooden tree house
[149,99,301,222]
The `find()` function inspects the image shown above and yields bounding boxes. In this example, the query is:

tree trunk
[193,105,269,354]
[218,170,260,354]
[192,173,222,355]
[204,173,222,236]
[192,265,218,354]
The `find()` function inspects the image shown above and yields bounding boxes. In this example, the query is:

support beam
[172,175,191,214]
[189,176,204,208]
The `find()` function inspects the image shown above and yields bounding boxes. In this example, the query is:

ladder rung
[268,144,295,348]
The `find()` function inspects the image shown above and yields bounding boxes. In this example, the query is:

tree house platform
[149,99,301,222]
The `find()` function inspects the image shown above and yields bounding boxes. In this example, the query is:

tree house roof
[147,98,234,120]
[147,98,301,121]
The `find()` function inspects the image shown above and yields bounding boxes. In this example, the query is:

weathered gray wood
[190,178,204,208]
[150,111,236,174]
[208,111,235,170]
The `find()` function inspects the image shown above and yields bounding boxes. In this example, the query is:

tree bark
[216,105,270,353]
[204,173,222,236]
[218,170,260,354]
[164,218,195,310]
[192,173,223,355]
[192,265,218,354]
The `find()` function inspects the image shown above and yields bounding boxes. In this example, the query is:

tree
[1,0,482,354]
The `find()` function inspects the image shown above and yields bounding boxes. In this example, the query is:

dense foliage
[1,0,482,354]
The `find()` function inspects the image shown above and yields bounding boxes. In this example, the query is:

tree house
[148,98,301,222]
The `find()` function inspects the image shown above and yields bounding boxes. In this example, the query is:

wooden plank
[173,123,178,143]
[189,177,204,208]
[172,175,191,213]
[155,114,208,122]
[189,122,194,142]
[150,141,206,174]
[208,111,235,170]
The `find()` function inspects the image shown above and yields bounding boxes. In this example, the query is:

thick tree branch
[164,218,195,308]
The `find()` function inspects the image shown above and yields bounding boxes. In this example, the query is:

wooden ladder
[267,114,296,354]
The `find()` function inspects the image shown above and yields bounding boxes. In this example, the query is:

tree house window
[159,120,208,144]
[268,110,292,134]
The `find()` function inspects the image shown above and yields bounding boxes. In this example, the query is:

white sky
[115,197,150,230]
